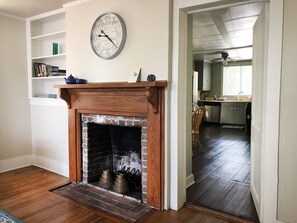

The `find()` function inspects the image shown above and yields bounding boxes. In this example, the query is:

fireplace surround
[55,81,167,209]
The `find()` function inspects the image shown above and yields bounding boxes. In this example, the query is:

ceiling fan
[211,52,236,65]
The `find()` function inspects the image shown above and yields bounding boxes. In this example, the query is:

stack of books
[33,63,66,77]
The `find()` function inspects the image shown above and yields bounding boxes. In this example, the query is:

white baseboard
[277,221,287,223]
[186,174,195,188]
[32,155,69,177]
[0,155,32,173]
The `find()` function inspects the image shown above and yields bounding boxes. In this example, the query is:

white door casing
[251,4,268,217]
[172,1,282,222]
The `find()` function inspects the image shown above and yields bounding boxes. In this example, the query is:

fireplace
[55,81,167,209]
[81,114,147,202]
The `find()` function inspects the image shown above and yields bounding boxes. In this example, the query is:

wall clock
[90,12,127,59]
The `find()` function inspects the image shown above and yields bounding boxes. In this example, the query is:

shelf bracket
[58,89,71,109]
[145,87,159,114]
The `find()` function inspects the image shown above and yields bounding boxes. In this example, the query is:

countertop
[198,99,251,103]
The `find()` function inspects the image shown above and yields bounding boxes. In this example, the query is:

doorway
[170,0,283,222]
[187,4,259,217]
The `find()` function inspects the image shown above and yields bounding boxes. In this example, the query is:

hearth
[55,81,166,209]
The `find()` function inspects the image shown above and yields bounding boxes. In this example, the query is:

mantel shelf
[54,81,167,89]
[55,81,167,114]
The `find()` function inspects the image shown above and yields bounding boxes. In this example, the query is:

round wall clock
[90,12,127,59]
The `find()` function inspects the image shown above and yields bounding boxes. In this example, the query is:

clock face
[90,13,126,59]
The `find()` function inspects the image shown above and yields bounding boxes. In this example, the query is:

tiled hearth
[53,183,152,222]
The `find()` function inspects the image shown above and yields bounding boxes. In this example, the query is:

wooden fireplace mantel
[55,81,167,114]
[54,81,167,209]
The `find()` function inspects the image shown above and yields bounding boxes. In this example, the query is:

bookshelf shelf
[31,31,65,41]
[32,76,66,80]
[32,53,66,60]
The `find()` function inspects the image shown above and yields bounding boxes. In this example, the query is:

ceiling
[192,2,264,62]
[0,0,75,18]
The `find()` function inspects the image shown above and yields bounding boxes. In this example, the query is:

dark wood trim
[55,81,167,209]
[185,203,255,223]
[75,110,82,181]
[160,89,165,209]
[68,109,77,181]
[77,109,147,118]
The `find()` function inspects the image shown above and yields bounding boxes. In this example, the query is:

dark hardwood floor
[0,166,232,223]
[187,123,259,222]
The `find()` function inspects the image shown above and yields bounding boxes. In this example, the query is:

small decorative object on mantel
[147,74,156,82]
[75,78,87,84]
[65,74,76,84]
[65,74,87,84]
[128,67,141,83]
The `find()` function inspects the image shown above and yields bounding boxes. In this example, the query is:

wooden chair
[192,106,204,152]
[192,103,199,112]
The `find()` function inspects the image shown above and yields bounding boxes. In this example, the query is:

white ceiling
[192,2,264,62]
[0,0,75,18]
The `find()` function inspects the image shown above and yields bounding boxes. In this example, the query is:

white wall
[65,0,170,82]
[278,0,297,222]
[30,105,68,176]
[0,15,32,172]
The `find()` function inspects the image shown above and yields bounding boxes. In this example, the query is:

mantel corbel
[145,87,159,114]
[58,88,71,109]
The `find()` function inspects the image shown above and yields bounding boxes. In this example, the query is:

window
[222,65,252,96]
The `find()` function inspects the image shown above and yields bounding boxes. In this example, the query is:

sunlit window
[222,65,252,96]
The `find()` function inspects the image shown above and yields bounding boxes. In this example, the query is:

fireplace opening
[81,114,147,202]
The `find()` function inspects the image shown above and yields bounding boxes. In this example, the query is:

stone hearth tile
[52,183,152,223]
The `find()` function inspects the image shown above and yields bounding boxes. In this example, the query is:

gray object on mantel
[147,74,156,82]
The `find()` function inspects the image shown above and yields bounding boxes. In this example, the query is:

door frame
[170,0,283,222]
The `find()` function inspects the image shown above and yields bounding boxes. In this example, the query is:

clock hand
[99,30,118,48]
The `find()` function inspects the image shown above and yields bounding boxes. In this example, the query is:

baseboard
[277,221,287,223]
[250,183,260,216]
[186,174,195,188]
[0,155,32,173]
[32,155,69,177]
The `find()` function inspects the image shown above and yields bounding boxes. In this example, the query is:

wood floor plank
[232,164,250,183]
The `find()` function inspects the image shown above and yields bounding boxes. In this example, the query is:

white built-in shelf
[32,53,66,60]
[31,31,65,41]
[29,97,67,107]
[32,76,66,80]
[27,8,66,104]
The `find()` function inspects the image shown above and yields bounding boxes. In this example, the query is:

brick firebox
[81,114,148,203]
[55,81,167,209]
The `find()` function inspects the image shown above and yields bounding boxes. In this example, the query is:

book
[128,68,141,83]
[53,43,58,55]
